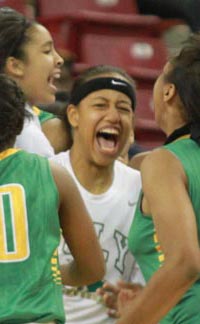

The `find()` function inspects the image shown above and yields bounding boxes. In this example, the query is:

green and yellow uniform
[0,149,65,323]
[128,137,200,324]
[32,106,55,124]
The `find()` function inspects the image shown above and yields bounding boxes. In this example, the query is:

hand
[97,281,120,318]
[96,280,143,318]
[117,288,137,317]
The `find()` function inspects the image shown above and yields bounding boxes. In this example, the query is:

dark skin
[44,159,105,286]
[117,147,200,324]
[42,117,72,153]
[98,61,200,324]
[128,151,150,170]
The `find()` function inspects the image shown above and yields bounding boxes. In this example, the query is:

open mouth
[96,128,119,153]
[48,76,57,92]
[48,72,61,92]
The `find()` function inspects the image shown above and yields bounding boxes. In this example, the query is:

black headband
[69,77,136,110]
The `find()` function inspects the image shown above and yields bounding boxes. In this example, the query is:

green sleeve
[38,109,56,124]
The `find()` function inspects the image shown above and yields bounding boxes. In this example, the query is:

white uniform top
[15,104,55,157]
[51,151,145,324]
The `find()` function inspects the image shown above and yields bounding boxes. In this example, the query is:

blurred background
[2,0,194,152]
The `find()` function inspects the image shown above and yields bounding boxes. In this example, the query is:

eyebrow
[117,99,132,105]
[92,96,108,101]
[92,96,131,104]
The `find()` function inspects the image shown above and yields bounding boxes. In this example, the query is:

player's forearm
[117,260,199,324]
[61,260,105,287]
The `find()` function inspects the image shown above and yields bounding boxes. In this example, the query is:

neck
[165,123,190,144]
[69,148,114,194]
[162,113,188,137]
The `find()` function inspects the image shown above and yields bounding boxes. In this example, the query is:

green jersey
[32,106,55,124]
[128,138,200,324]
[0,149,65,323]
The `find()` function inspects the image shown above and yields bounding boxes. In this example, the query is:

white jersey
[51,151,145,324]
[15,104,55,157]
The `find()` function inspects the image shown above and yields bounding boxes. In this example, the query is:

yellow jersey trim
[0,148,20,161]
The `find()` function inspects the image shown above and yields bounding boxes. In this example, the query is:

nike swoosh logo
[111,80,125,86]
[128,201,137,207]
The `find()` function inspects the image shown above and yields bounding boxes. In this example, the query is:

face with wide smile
[69,75,134,167]
[16,24,63,105]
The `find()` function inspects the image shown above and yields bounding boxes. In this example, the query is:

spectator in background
[0,73,105,323]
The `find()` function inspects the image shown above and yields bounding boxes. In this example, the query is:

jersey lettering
[61,223,129,274]
[114,230,128,274]
[93,222,109,261]
[0,184,30,262]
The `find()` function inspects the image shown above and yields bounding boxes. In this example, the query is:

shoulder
[15,123,54,157]
[141,147,183,173]
[18,150,51,172]
[141,147,187,189]
[18,149,45,161]
[114,160,142,193]
[115,160,141,179]
[129,151,150,171]
[50,151,69,168]
[48,159,79,204]
[33,106,55,123]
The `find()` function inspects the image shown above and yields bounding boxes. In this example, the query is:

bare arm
[50,160,105,286]
[42,118,72,154]
[117,148,200,324]
[128,151,150,170]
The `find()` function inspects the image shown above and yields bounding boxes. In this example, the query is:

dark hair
[0,74,25,150]
[165,33,200,126]
[69,64,136,106]
[0,7,36,71]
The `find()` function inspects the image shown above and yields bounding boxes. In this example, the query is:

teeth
[99,128,119,135]
[53,73,61,79]
[49,72,61,81]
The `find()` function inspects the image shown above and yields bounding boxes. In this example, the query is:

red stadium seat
[73,33,168,84]
[37,0,163,57]
[38,0,139,16]
[135,87,157,131]
[134,88,166,149]
[40,14,163,58]
[0,0,26,14]
[38,0,161,36]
